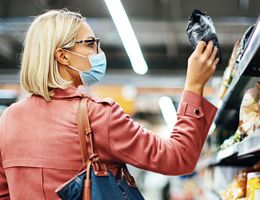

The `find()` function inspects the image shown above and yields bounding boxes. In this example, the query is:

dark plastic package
[186,9,222,63]
[236,24,255,63]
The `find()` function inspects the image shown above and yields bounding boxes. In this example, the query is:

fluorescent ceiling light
[159,96,177,128]
[104,0,148,75]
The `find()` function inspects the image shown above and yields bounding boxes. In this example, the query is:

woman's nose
[98,47,103,54]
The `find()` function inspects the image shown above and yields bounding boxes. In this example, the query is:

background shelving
[197,132,260,170]
[197,15,260,170]
[214,18,260,131]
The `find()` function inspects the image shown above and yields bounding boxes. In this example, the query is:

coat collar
[53,85,90,99]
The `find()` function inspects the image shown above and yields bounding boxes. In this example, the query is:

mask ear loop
[67,64,82,73]
[63,49,90,59]
[61,49,83,72]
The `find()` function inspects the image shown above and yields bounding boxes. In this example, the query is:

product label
[255,190,260,199]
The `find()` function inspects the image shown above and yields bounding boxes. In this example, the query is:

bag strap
[77,96,108,176]
[77,97,90,164]
[77,96,137,186]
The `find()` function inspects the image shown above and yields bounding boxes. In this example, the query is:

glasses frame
[75,38,100,54]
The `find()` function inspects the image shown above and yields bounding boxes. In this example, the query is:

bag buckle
[89,153,109,176]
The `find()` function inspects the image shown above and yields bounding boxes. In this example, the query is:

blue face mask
[64,50,107,86]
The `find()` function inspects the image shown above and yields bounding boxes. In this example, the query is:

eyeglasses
[75,38,100,54]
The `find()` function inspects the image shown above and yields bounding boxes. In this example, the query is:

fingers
[213,57,219,67]
[207,47,219,74]
[209,47,218,64]
[194,41,207,55]
[203,41,214,58]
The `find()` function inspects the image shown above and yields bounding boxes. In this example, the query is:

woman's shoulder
[89,96,115,106]
[1,96,38,118]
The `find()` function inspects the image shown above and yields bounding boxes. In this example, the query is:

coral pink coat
[0,86,217,199]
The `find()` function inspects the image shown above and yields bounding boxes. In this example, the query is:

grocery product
[218,40,240,100]
[186,9,222,63]
[246,172,260,200]
[221,162,260,200]
[221,169,247,200]
[236,25,256,66]
[237,82,260,138]
[220,82,260,149]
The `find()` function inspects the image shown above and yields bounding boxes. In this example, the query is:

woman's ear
[55,48,70,65]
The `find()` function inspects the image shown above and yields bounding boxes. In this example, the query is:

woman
[0,9,218,199]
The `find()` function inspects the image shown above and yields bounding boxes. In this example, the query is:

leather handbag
[55,96,145,200]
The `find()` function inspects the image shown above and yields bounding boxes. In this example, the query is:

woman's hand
[184,41,219,95]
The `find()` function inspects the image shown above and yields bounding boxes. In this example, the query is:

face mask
[64,50,107,86]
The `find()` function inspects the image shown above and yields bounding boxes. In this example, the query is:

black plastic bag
[186,9,222,63]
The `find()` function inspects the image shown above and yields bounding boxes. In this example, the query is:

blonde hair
[20,9,86,101]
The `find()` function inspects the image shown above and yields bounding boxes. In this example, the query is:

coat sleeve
[0,154,9,200]
[0,110,10,200]
[108,90,217,175]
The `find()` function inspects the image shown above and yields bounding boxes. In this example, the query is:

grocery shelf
[213,76,260,131]
[214,18,260,128]
[238,133,260,156]
[196,18,260,200]
[203,189,221,200]
[196,132,260,170]
[196,153,218,170]
[216,143,239,161]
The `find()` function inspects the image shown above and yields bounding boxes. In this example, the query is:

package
[221,170,247,200]
[186,9,222,63]
[221,162,260,200]
[218,24,256,102]
[220,82,260,149]
[246,172,260,200]
[236,25,256,65]
[237,82,260,139]
[218,40,240,100]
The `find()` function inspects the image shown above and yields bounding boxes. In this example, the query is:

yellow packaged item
[246,172,260,200]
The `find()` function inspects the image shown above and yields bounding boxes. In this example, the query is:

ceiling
[0,0,259,80]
